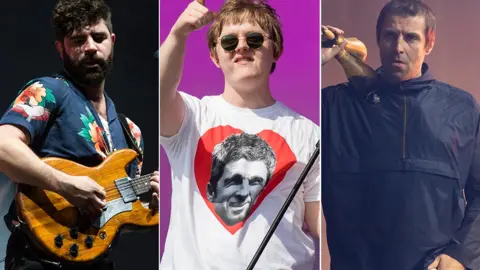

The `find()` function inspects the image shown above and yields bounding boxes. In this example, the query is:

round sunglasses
[218,32,269,51]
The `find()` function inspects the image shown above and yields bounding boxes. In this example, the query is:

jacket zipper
[402,95,407,160]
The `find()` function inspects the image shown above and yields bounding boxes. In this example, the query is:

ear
[55,41,64,60]
[111,33,116,45]
[425,31,435,56]
[210,50,221,68]
[206,183,215,202]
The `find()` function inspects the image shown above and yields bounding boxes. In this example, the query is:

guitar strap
[117,113,144,162]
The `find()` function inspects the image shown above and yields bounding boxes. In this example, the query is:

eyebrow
[224,174,243,185]
[383,28,421,36]
[70,31,108,39]
[382,28,398,34]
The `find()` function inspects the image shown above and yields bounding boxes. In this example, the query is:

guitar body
[15,149,158,263]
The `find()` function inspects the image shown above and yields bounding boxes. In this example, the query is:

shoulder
[17,76,72,102]
[277,103,319,135]
[321,81,353,102]
[435,80,475,102]
[22,76,70,93]
[432,80,477,107]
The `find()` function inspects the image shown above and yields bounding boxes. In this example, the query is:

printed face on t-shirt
[213,158,268,226]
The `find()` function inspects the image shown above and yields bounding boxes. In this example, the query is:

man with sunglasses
[159,0,320,269]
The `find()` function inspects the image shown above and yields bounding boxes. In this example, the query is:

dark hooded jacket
[322,63,480,270]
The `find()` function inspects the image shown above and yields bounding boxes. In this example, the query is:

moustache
[79,56,107,67]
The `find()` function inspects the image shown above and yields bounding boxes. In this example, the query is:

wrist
[168,29,190,42]
[45,166,68,195]
[335,49,349,61]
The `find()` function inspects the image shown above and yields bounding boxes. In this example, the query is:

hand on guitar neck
[150,171,159,210]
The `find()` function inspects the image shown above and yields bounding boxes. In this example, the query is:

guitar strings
[99,173,156,201]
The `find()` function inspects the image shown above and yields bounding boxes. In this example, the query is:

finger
[188,8,205,21]
[188,10,208,29]
[204,11,216,25]
[93,197,106,209]
[150,181,160,193]
[322,28,335,40]
[150,174,159,183]
[152,193,159,205]
[153,170,159,176]
[326,25,344,36]
[191,1,209,13]
[427,256,441,270]
[90,201,104,215]
[92,183,106,199]
[338,39,348,50]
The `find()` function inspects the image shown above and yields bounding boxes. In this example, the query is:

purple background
[159,0,320,266]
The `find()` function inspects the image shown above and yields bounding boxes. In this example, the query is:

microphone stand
[246,140,320,270]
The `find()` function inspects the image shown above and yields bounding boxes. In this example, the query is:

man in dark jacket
[322,1,480,270]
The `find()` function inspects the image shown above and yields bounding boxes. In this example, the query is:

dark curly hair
[52,0,113,41]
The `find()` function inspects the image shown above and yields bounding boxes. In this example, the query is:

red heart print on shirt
[194,125,296,234]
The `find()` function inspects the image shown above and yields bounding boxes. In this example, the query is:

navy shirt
[0,72,144,174]
[0,72,145,227]
[322,64,480,270]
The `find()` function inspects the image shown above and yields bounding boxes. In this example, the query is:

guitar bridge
[114,177,137,203]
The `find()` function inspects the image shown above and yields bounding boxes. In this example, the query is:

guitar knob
[54,234,63,248]
[99,231,107,240]
[69,227,79,239]
[69,243,79,258]
[85,236,94,249]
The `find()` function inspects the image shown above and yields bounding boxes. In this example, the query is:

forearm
[0,137,65,193]
[159,33,188,109]
[335,49,377,91]
[305,201,320,239]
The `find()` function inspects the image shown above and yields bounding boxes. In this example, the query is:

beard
[63,47,114,87]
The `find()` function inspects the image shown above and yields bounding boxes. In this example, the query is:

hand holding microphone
[321,25,347,66]
[322,25,376,92]
[322,26,368,62]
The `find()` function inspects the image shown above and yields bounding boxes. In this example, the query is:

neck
[82,81,105,102]
[222,79,275,109]
[384,70,423,84]
[62,69,106,101]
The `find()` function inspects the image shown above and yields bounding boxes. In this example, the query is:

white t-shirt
[160,92,320,270]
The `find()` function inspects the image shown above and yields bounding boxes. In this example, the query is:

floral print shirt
[0,72,144,178]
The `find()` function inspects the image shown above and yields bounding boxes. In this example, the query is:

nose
[235,37,249,53]
[83,36,97,55]
[395,37,406,54]
[235,178,250,197]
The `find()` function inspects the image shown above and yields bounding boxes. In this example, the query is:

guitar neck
[130,173,155,195]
